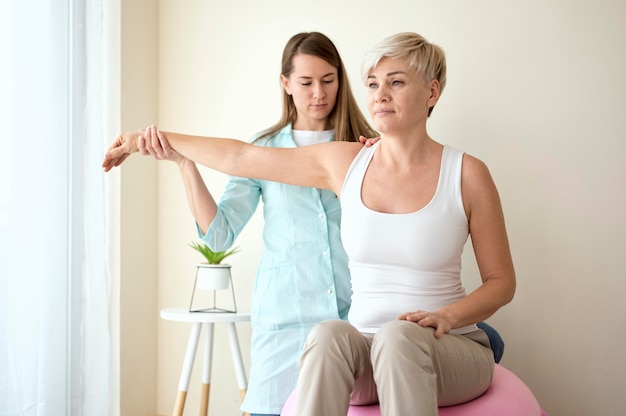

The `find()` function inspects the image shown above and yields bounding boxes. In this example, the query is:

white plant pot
[196,263,232,291]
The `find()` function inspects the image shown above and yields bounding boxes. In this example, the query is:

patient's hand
[101,125,186,172]
[101,129,143,172]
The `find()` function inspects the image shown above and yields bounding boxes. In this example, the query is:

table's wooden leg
[199,323,214,416]
[173,391,187,416]
[239,390,249,416]
[199,383,210,415]
[173,322,203,416]
[226,322,249,416]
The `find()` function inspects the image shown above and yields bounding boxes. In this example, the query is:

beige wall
[119,0,626,415]
[119,0,159,415]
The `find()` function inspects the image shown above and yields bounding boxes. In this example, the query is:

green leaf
[189,241,240,264]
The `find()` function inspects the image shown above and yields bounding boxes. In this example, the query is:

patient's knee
[372,320,434,359]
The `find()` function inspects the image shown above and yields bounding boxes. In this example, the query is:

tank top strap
[437,145,464,207]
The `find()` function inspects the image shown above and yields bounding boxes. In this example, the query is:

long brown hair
[255,32,377,143]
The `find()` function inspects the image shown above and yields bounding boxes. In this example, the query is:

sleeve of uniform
[197,174,262,251]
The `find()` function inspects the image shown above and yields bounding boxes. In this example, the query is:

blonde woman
[104,32,514,416]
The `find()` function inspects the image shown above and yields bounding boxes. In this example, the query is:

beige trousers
[294,319,494,416]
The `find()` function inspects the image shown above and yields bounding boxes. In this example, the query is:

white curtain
[0,0,119,415]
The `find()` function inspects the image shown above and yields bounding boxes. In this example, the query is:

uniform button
[322,251,328,256]
[327,289,333,294]
[318,213,324,218]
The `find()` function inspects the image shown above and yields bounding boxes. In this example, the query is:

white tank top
[340,142,476,334]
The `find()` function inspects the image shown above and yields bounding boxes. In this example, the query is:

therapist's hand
[141,125,185,164]
[359,135,381,147]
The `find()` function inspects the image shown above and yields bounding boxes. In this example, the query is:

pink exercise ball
[281,364,548,416]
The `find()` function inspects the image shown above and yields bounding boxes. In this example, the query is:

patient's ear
[428,79,440,104]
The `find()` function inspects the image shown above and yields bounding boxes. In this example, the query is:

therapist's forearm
[177,158,218,234]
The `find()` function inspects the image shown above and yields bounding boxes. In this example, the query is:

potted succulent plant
[189,243,239,312]
[189,241,240,291]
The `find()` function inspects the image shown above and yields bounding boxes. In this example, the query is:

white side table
[161,307,251,416]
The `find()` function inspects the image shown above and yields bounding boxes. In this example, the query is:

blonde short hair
[361,32,447,115]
